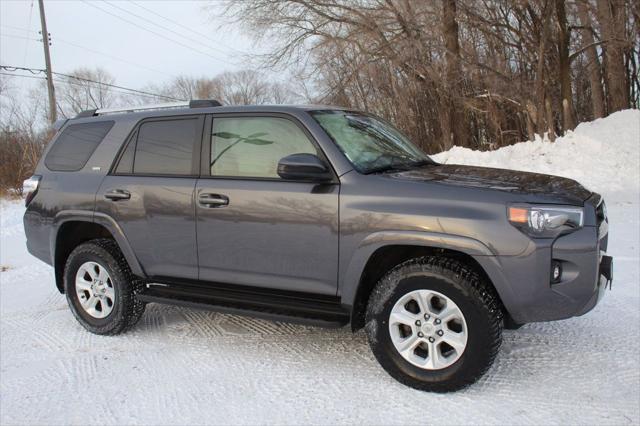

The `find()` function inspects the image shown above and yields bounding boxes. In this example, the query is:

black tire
[365,256,503,392]
[64,238,146,335]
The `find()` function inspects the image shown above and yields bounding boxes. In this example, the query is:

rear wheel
[64,238,145,335]
[365,256,503,392]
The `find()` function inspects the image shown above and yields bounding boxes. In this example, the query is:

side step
[137,280,350,328]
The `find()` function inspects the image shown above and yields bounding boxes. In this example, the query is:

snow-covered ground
[1,110,639,425]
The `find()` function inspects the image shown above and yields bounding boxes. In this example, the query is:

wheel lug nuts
[417,332,424,338]
[424,314,430,320]
[437,330,444,336]
[434,318,441,324]
[415,320,421,326]
[428,337,435,343]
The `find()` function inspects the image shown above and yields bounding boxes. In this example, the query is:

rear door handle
[105,189,131,201]
[198,193,229,208]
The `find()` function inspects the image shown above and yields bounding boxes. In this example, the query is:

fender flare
[50,210,146,278]
[339,230,501,309]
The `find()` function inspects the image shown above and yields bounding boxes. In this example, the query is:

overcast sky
[0,0,271,96]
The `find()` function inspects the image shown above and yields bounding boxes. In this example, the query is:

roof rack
[75,99,222,118]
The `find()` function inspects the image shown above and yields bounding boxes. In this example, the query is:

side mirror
[277,153,333,182]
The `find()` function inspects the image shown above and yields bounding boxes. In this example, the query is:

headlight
[508,205,583,238]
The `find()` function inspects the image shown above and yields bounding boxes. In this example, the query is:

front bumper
[475,223,611,324]
[575,254,612,316]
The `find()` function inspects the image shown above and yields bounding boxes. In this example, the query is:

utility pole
[38,0,57,124]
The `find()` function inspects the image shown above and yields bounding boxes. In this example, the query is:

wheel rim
[388,289,468,370]
[75,261,115,319]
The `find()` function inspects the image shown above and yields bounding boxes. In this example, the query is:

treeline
[225,0,639,152]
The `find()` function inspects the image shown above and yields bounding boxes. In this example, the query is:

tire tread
[365,255,503,392]
[64,238,145,335]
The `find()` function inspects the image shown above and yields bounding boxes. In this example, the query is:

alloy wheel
[75,261,116,319]
[388,289,468,370]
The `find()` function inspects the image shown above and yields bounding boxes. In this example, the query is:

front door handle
[105,189,131,201]
[199,193,229,208]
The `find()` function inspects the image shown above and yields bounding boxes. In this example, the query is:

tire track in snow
[220,313,291,336]
[179,309,223,338]
[139,304,167,333]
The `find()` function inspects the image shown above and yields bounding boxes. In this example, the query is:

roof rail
[74,99,222,118]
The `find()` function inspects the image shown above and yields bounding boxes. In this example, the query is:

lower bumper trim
[600,255,613,289]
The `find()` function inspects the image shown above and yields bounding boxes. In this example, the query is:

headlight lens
[508,205,583,237]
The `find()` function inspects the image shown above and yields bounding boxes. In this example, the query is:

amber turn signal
[508,207,529,223]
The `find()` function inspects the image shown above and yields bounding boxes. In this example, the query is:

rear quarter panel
[24,117,136,265]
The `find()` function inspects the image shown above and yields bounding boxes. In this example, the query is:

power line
[1,24,39,33]
[53,70,183,101]
[102,0,243,60]
[0,72,154,99]
[54,37,174,78]
[0,65,183,101]
[22,1,35,66]
[0,71,166,101]
[0,71,44,80]
[1,27,174,78]
[1,72,166,121]
[0,33,40,42]
[129,0,246,54]
[79,0,238,67]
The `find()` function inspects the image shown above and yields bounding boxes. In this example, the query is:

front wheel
[365,256,503,392]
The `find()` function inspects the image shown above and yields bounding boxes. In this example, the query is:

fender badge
[92,167,101,171]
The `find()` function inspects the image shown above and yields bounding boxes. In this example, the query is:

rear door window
[45,121,114,171]
[131,117,201,175]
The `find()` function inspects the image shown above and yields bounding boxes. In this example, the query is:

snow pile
[433,109,640,196]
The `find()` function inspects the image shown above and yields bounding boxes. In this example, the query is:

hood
[388,164,591,205]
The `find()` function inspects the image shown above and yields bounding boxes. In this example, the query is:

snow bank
[433,109,640,197]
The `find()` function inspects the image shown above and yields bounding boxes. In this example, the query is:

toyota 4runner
[23,100,613,392]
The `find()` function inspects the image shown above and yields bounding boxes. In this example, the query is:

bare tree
[597,0,631,111]
[146,70,296,105]
[577,0,606,118]
[56,68,118,117]
[0,77,48,195]
[217,70,269,104]
[442,0,469,148]
[556,0,576,130]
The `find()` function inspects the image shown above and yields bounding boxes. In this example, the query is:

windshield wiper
[363,159,434,175]
[362,164,412,175]
[407,159,436,167]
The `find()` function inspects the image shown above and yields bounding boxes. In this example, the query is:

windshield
[311,110,432,174]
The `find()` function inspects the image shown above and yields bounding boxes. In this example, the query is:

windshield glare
[311,111,431,173]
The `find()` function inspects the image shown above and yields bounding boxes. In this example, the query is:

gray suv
[23,101,613,392]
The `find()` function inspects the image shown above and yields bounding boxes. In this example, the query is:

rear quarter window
[44,121,114,171]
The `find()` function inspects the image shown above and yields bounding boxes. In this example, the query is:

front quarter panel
[337,170,532,305]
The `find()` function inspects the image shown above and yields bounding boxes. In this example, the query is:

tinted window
[134,118,200,175]
[210,117,317,178]
[114,131,137,174]
[45,121,114,171]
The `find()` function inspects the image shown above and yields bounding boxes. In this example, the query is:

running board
[137,280,350,328]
